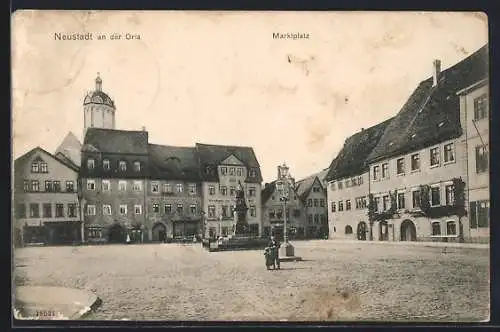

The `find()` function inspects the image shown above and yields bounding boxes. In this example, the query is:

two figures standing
[264,236,281,270]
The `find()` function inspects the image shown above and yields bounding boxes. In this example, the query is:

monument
[233,181,250,236]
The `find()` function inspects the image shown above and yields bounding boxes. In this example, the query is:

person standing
[268,236,281,269]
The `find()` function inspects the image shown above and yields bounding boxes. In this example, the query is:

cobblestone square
[14,241,489,322]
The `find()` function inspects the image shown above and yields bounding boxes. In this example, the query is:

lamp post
[277,173,295,258]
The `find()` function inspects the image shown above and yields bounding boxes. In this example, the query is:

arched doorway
[379,221,389,241]
[357,222,367,240]
[345,225,353,235]
[108,223,126,243]
[152,223,167,243]
[400,219,417,241]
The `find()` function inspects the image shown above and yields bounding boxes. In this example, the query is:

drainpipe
[463,93,470,242]
[368,165,373,241]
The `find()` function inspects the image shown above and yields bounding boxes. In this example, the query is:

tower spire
[95,72,102,91]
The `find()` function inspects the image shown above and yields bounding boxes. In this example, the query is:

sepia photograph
[11,10,489,322]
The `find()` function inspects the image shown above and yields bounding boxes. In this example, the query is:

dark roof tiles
[83,128,149,155]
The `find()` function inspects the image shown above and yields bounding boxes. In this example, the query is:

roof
[261,181,277,204]
[148,144,201,180]
[83,128,149,155]
[55,132,82,166]
[195,143,263,182]
[14,146,79,173]
[83,90,115,108]
[54,152,80,171]
[367,44,489,163]
[325,118,393,181]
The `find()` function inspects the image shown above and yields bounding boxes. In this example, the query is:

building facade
[13,147,81,246]
[458,78,490,243]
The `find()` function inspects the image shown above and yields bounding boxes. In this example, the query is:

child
[264,247,274,270]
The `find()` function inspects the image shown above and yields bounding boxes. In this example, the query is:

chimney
[432,59,441,87]
[141,126,146,131]
[361,128,365,132]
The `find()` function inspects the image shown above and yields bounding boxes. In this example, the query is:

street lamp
[277,175,295,258]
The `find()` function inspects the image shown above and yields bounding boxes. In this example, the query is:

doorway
[379,221,389,241]
[400,219,417,241]
[357,221,367,240]
[152,223,167,242]
[108,223,126,243]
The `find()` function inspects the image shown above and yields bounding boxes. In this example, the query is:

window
[176,184,183,193]
[314,199,318,207]
[209,185,216,195]
[431,186,441,206]
[134,205,142,215]
[249,168,257,177]
[345,179,350,188]
[373,166,380,180]
[470,200,490,228]
[475,145,489,173]
[188,184,196,194]
[103,205,112,215]
[230,186,236,196]
[88,229,102,239]
[230,206,235,217]
[396,158,405,175]
[222,205,228,218]
[430,147,440,166]
[446,221,456,235]
[220,167,227,175]
[338,181,343,190]
[358,176,363,185]
[119,204,128,215]
[151,182,159,193]
[382,195,390,211]
[208,205,216,218]
[382,163,389,178]
[445,185,454,205]
[87,180,95,191]
[320,199,325,207]
[43,203,52,217]
[220,186,227,196]
[397,193,405,209]
[176,204,183,215]
[86,205,96,216]
[161,204,170,214]
[152,203,160,213]
[132,181,142,191]
[373,197,380,212]
[23,180,30,192]
[338,201,344,211]
[351,178,357,186]
[444,143,455,163]
[119,181,127,191]
[119,161,127,172]
[133,161,141,172]
[103,159,110,170]
[67,204,77,217]
[331,202,336,212]
[250,205,256,217]
[31,180,39,192]
[269,210,276,218]
[17,204,26,218]
[229,167,235,176]
[30,203,39,217]
[66,181,75,192]
[40,162,48,173]
[53,181,61,192]
[355,197,362,209]
[45,181,53,192]
[55,204,64,217]
[163,183,172,193]
[307,214,313,224]
[31,162,39,173]
[330,182,336,191]
[190,204,196,215]
[432,222,441,236]
[361,197,367,208]
[249,186,256,197]
[346,200,351,211]
[345,225,353,234]
[237,168,242,176]
[473,93,488,121]
[411,153,420,171]
[102,180,110,191]
[205,165,214,175]
[87,159,95,170]
[412,190,421,208]
[314,214,319,224]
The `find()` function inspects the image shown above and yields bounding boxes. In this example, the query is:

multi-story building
[457,76,489,243]
[147,144,202,242]
[13,147,81,246]
[365,45,488,243]
[325,119,392,240]
[295,168,329,238]
[261,164,304,239]
[196,143,263,239]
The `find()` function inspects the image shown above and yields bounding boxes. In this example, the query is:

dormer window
[249,168,257,177]
[221,167,227,175]
[134,161,141,172]
[411,134,417,139]
[438,122,445,128]
[103,159,110,171]
[205,165,214,175]
[119,161,127,172]
[87,159,95,170]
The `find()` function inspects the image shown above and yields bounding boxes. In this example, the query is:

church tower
[83,73,116,138]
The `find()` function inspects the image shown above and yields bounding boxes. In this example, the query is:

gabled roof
[325,118,393,181]
[55,131,82,166]
[195,143,263,182]
[148,144,201,180]
[261,181,277,204]
[367,44,489,163]
[54,152,80,171]
[83,128,149,155]
[14,146,79,173]
[295,171,328,202]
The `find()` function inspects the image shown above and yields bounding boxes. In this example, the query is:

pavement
[304,239,489,249]
[14,286,101,320]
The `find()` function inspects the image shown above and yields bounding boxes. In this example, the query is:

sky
[12,11,488,183]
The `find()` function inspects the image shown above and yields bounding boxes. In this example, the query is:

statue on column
[234,180,249,236]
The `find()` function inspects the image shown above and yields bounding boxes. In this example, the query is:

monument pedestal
[279,241,302,262]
